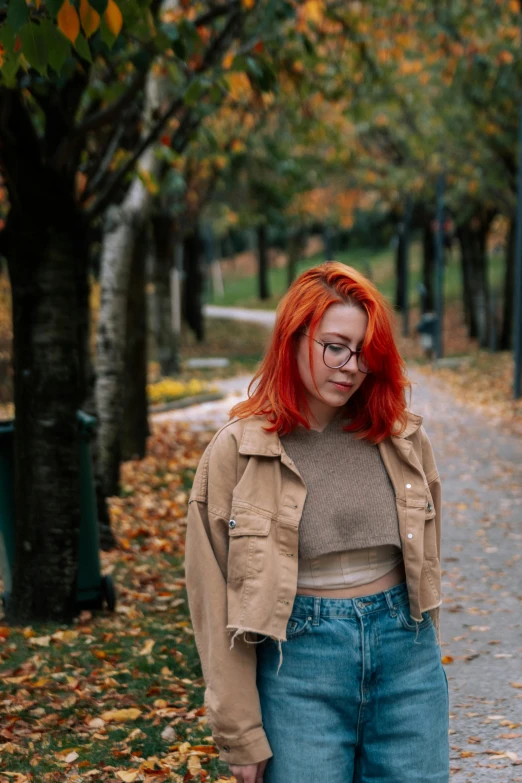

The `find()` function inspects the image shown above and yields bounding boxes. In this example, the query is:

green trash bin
[0,411,116,613]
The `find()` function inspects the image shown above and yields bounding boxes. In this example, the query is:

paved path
[155,307,522,781]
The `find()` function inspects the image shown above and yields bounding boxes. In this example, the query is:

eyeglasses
[299,331,371,374]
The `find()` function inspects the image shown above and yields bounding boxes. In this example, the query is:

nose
[341,352,359,373]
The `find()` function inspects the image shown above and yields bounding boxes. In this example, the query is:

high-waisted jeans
[255,581,449,783]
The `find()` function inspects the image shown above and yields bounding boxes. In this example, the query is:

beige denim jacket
[184,409,442,766]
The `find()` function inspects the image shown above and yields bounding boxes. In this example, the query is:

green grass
[0,550,232,781]
[205,239,506,313]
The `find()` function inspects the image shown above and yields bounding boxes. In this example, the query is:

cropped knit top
[279,408,404,589]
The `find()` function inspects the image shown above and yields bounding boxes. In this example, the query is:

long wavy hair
[228,261,412,443]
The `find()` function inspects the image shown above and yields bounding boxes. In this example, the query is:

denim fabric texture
[256,581,449,783]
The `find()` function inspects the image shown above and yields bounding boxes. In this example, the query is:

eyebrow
[322,332,363,345]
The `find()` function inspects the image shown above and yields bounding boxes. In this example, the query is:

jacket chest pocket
[423,489,437,560]
[226,507,271,582]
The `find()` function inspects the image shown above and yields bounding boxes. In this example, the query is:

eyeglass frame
[298,330,372,374]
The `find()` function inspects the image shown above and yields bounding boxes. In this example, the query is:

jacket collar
[238,409,423,457]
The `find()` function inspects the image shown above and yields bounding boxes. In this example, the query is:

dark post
[434,174,445,359]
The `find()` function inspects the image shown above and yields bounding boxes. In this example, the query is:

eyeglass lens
[324,343,370,373]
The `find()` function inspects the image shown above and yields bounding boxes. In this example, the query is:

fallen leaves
[0,421,221,780]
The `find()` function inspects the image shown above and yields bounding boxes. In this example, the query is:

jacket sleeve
[184,430,273,766]
[419,425,442,645]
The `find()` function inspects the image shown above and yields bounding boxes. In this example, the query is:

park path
[154,305,522,782]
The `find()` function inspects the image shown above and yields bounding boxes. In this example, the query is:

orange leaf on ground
[57,0,80,44]
[101,707,142,722]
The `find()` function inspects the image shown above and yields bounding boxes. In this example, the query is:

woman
[185,262,449,783]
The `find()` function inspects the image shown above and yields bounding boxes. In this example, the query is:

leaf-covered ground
[0,421,232,783]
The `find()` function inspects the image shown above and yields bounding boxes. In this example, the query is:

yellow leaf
[104,0,123,37]
[188,756,202,774]
[57,0,80,44]
[303,0,324,24]
[101,708,142,722]
[116,772,139,783]
[138,639,155,656]
[80,0,100,38]
[31,635,51,647]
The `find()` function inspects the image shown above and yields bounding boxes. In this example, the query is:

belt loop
[384,589,397,617]
[313,597,321,626]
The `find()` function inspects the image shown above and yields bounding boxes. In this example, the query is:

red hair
[228,261,412,443]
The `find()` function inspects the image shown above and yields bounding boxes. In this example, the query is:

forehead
[319,303,368,338]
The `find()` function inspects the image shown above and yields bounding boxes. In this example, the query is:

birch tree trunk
[95,67,163,502]
[151,212,181,376]
[121,223,150,461]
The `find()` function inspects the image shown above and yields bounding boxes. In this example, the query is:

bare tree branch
[86,8,244,219]
[75,69,147,136]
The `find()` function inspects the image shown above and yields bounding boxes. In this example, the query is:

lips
[331,381,352,389]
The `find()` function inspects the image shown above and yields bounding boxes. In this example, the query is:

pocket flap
[228,508,271,537]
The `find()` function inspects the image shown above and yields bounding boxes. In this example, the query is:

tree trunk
[151,212,181,374]
[182,227,205,341]
[395,228,407,311]
[5,219,83,624]
[500,217,515,350]
[95,162,155,500]
[286,227,306,289]
[457,225,478,340]
[456,216,492,347]
[121,224,150,462]
[422,222,435,313]
[95,57,166,503]
[258,224,270,299]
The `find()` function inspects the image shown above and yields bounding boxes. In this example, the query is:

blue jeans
[256,581,449,783]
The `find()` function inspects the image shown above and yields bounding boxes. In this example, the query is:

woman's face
[296,302,369,427]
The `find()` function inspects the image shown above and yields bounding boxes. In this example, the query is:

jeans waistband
[290,580,410,620]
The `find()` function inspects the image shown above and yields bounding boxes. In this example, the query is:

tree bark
[95,162,155,499]
[286,227,306,289]
[94,57,166,502]
[121,224,150,462]
[182,227,205,341]
[422,221,435,313]
[257,224,270,300]
[500,217,515,351]
[457,224,478,340]
[395,227,407,311]
[151,212,181,374]
[0,85,90,623]
[5,217,84,624]
[456,213,494,347]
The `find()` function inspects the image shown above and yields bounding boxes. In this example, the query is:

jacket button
[407,533,413,539]
[406,483,412,489]
[426,502,432,511]
[229,519,236,529]
[222,744,230,752]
